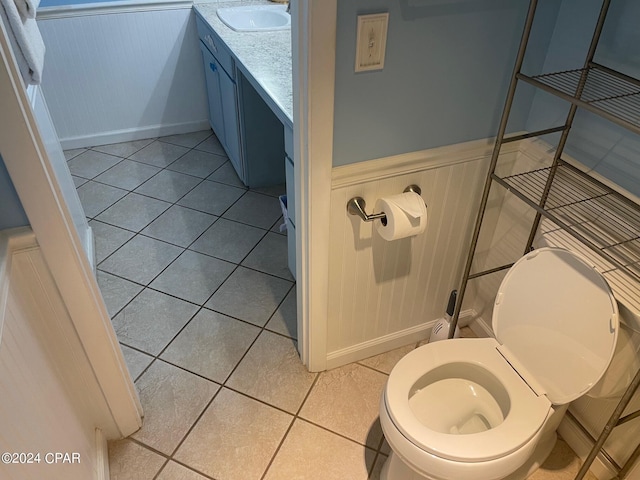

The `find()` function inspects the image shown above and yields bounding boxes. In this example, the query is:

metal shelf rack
[495,160,640,281]
[518,63,640,135]
[450,1,640,479]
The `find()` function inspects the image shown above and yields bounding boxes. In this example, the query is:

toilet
[380,247,621,480]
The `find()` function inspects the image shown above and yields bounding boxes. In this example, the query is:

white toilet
[379,247,621,480]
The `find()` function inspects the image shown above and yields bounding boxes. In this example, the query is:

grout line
[83,134,381,480]
[153,457,218,480]
[150,458,172,480]
[136,270,301,478]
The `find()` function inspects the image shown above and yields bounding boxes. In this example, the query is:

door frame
[293,0,337,371]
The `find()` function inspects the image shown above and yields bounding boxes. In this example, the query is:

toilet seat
[381,248,620,479]
[385,337,551,463]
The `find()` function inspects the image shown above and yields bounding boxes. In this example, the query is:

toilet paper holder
[347,185,422,224]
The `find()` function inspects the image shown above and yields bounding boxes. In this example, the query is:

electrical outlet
[355,12,389,72]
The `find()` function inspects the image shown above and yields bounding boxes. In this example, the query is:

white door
[0,18,142,437]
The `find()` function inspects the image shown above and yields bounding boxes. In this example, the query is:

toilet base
[380,432,558,480]
[503,431,557,480]
[381,451,433,480]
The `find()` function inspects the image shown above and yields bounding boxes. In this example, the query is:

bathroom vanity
[193,1,296,277]
[193,2,292,183]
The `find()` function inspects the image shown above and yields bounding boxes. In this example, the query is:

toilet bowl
[380,248,620,480]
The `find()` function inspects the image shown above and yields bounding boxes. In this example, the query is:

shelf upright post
[524,0,612,252]
[574,367,640,480]
[449,0,539,337]
[447,0,640,476]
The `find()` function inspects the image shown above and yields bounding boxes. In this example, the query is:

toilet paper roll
[374,192,427,241]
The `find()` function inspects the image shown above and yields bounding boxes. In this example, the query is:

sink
[217,5,291,32]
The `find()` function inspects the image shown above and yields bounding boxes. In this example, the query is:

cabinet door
[200,44,225,142]
[219,71,243,179]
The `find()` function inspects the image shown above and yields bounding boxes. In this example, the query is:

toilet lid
[492,248,619,405]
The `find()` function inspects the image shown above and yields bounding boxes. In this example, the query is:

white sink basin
[217,5,291,32]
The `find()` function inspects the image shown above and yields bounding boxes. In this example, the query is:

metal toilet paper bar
[346,185,422,224]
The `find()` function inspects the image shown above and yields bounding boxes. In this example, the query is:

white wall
[38,4,209,148]
[0,229,115,480]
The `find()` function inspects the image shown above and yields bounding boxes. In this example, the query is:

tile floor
[68,130,597,480]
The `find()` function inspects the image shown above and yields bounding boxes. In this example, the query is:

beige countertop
[193,1,293,128]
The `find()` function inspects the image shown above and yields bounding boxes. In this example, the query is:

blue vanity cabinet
[284,124,295,279]
[199,44,225,144]
[236,71,285,188]
[219,70,241,174]
[196,16,244,181]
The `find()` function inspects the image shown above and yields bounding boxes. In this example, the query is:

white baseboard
[59,120,210,150]
[95,428,109,480]
[557,413,618,480]
[325,310,476,370]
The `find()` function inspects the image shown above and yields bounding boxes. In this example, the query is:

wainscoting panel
[0,228,114,479]
[325,140,521,367]
[38,6,208,148]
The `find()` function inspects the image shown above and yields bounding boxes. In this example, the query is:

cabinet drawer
[195,15,235,79]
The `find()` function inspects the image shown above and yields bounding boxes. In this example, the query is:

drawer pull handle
[210,62,217,72]
[204,34,217,52]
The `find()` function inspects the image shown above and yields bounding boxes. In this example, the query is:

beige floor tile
[380,437,391,455]
[129,140,190,168]
[160,309,260,383]
[226,331,316,413]
[160,130,212,149]
[131,360,219,455]
[92,138,154,158]
[358,343,416,374]
[529,438,598,480]
[263,419,375,480]
[156,461,210,480]
[112,288,198,356]
[174,388,292,480]
[90,220,135,264]
[204,266,292,327]
[459,325,477,338]
[108,439,166,480]
[369,453,388,480]
[119,345,153,381]
[96,270,143,318]
[299,363,387,448]
[265,286,297,339]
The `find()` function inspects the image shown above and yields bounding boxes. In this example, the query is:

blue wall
[525,0,640,197]
[332,0,560,166]
[0,154,30,229]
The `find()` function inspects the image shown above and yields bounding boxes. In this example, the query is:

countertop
[193,1,293,128]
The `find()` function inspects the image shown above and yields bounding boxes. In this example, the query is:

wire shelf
[518,64,640,134]
[494,160,640,281]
